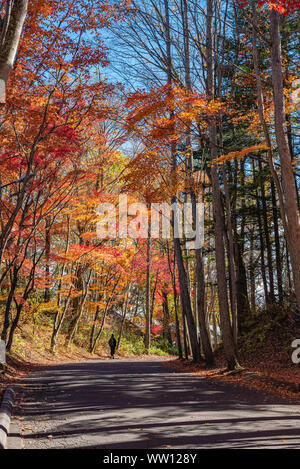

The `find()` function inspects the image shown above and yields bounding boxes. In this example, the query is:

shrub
[151,337,178,356]
[118,334,146,355]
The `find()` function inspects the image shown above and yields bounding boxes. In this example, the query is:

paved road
[9,358,300,449]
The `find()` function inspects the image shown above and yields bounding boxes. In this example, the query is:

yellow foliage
[212,143,269,165]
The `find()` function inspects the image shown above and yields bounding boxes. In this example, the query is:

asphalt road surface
[8,358,300,449]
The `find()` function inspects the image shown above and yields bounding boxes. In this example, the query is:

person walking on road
[109,333,117,359]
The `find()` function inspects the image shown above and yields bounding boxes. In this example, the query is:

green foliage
[151,338,178,356]
[149,345,168,356]
[119,334,146,355]
[108,333,179,356]
[240,306,289,351]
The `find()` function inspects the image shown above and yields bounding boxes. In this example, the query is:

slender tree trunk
[206,0,240,370]
[91,276,121,353]
[66,271,92,347]
[174,296,183,359]
[6,304,22,352]
[258,159,275,302]
[117,283,131,351]
[212,311,218,350]
[44,218,51,302]
[89,305,100,353]
[174,236,201,361]
[162,291,172,345]
[195,246,214,364]
[249,228,256,311]
[1,266,19,342]
[51,216,70,352]
[66,265,84,342]
[144,213,151,353]
[150,272,158,329]
[182,311,189,359]
[286,241,292,293]
[221,163,238,346]
[167,244,183,359]
[271,180,283,303]
[50,285,73,354]
[254,160,269,304]
[91,310,108,354]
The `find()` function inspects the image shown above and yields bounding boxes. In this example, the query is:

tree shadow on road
[15,360,300,449]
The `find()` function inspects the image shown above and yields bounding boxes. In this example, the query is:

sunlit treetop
[239,0,300,14]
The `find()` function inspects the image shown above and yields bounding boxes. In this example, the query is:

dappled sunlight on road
[12,359,300,449]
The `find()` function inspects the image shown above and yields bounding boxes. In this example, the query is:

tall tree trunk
[164,0,201,362]
[206,0,240,370]
[269,8,300,312]
[0,0,28,101]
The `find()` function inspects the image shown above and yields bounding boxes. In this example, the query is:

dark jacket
[109,336,116,348]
